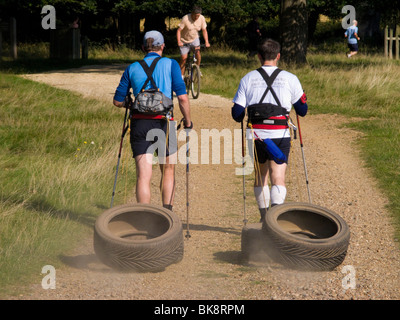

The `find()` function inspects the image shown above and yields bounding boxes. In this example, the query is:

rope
[248,123,270,210]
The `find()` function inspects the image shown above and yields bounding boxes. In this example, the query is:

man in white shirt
[232,38,308,221]
[177,5,210,76]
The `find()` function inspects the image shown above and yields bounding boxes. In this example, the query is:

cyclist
[177,5,210,77]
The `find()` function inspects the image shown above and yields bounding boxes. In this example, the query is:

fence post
[396,25,399,60]
[389,27,393,59]
[384,26,388,58]
[10,17,17,59]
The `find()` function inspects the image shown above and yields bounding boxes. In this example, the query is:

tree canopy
[0,0,398,51]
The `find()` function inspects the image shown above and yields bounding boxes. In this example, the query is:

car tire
[94,203,184,272]
[263,202,350,271]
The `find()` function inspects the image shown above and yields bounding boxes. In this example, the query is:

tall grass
[0,73,135,296]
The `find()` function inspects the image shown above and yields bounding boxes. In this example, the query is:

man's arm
[231,103,245,122]
[293,92,308,117]
[202,28,210,47]
[177,94,192,127]
[177,28,183,47]
[113,68,131,108]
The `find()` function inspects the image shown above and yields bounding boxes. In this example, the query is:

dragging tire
[94,204,184,272]
[263,202,350,271]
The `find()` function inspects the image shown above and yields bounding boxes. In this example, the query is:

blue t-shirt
[345,26,358,44]
[114,52,186,102]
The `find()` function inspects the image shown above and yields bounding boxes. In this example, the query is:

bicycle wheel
[190,64,201,99]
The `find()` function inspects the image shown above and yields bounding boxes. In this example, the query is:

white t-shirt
[233,66,304,139]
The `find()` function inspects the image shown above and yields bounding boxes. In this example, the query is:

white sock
[254,186,270,209]
[270,185,287,206]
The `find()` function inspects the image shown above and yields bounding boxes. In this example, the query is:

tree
[280,0,308,65]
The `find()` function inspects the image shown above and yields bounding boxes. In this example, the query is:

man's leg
[269,160,287,206]
[180,53,188,76]
[159,153,176,210]
[194,46,201,66]
[254,160,270,221]
[134,153,154,203]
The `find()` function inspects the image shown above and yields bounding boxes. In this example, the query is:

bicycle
[182,44,205,99]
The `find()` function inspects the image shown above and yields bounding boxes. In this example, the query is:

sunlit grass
[0,73,135,296]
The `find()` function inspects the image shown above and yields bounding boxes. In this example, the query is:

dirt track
[14,64,400,300]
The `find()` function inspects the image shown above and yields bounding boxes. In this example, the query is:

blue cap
[143,30,164,46]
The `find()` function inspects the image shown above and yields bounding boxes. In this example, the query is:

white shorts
[179,38,200,55]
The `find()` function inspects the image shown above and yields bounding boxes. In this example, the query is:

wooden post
[384,26,388,58]
[396,25,399,60]
[389,27,393,59]
[10,17,17,59]
[383,26,389,58]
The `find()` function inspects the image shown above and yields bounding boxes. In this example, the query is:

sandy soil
[12,64,400,300]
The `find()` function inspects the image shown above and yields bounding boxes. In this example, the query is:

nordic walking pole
[110,96,131,208]
[241,120,247,226]
[296,114,312,203]
[185,127,191,239]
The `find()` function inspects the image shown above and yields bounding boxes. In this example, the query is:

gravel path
[13,65,400,300]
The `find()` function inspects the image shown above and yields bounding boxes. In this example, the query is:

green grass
[1,42,400,296]
[0,73,135,296]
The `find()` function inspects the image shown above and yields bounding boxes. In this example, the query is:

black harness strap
[247,67,289,124]
[138,57,162,92]
[257,67,283,107]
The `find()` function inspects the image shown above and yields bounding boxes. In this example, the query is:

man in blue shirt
[113,30,192,211]
[345,20,360,58]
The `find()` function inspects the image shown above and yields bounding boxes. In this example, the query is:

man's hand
[124,94,133,109]
[184,120,193,130]
[113,99,124,108]
[205,41,211,48]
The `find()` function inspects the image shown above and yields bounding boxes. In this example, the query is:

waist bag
[249,68,289,164]
[132,57,173,116]
[247,68,288,125]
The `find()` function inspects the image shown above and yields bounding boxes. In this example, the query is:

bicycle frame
[183,44,203,99]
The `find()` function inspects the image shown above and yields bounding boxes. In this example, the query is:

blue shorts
[254,137,291,164]
[130,119,177,158]
[348,43,358,52]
